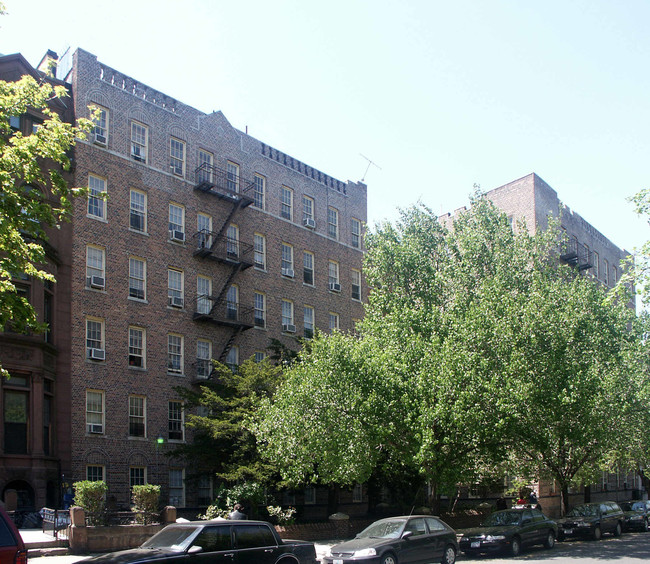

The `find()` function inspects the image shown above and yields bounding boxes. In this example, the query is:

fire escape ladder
[214,200,244,241]
[211,263,244,309]
[219,326,245,363]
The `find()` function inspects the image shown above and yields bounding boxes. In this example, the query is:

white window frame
[86,389,104,434]
[593,251,600,278]
[128,326,146,369]
[168,400,184,441]
[129,257,146,301]
[130,189,147,233]
[168,333,184,374]
[86,317,105,359]
[227,161,240,193]
[197,149,214,184]
[253,173,266,210]
[351,218,361,248]
[197,213,212,250]
[281,243,294,276]
[91,105,108,145]
[130,466,147,486]
[226,346,239,373]
[169,203,185,241]
[131,121,148,163]
[86,245,105,289]
[226,285,239,320]
[328,260,340,286]
[303,251,314,286]
[88,174,106,220]
[280,186,293,220]
[86,465,105,481]
[196,339,212,379]
[254,233,266,270]
[254,292,266,328]
[169,468,185,507]
[170,137,186,177]
[254,351,266,363]
[226,224,239,258]
[168,268,184,308]
[128,395,146,438]
[328,207,339,239]
[282,300,294,328]
[329,312,340,332]
[197,275,212,315]
[304,305,315,339]
[352,269,362,301]
[302,195,314,222]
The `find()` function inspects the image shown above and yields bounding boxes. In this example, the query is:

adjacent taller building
[0,48,366,510]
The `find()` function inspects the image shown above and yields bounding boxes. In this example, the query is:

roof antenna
[360,153,381,182]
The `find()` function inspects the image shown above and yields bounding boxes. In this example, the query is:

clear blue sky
[1,0,647,253]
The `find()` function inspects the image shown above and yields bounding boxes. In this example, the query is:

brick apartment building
[0,48,366,511]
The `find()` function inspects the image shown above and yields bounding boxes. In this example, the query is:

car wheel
[510,536,521,557]
[440,544,456,564]
[381,552,398,564]
[544,530,555,549]
[614,522,622,537]
[592,526,602,541]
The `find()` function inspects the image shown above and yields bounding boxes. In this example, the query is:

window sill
[129,228,149,236]
[128,296,148,304]
[168,372,185,377]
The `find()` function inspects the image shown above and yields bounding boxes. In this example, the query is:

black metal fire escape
[191,164,255,373]
[560,236,593,272]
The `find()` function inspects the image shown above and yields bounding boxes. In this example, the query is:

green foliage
[131,484,161,524]
[172,358,283,486]
[620,188,650,306]
[199,481,268,520]
[0,74,93,376]
[73,480,107,526]
[266,505,296,525]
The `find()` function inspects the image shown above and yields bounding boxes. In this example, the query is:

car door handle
[224,553,235,558]
[264,549,274,553]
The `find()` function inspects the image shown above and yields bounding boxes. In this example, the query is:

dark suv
[557,502,624,541]
[0,506,27,564]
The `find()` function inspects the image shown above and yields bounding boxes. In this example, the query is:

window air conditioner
[94,133,107,146]
[169,296,184,308]
[90,276,105,289]
[88,348,106,361]
[170,230,185,242]
[131,145,145,162]
[303,217,316,229]
[329,282,341,293]
[281,268,295,278]
[89,424,103,434]
[282,324,296,333]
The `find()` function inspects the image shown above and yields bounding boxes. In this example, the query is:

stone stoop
[28,546,71,558]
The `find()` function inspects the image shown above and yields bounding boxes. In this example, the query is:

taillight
[15,549,28,564]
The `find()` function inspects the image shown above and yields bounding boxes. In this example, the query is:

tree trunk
[560,484,570,516]
[327,484,340,516]
[428,482,440,516]
[584,484,591,503]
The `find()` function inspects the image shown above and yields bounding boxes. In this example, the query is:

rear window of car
[425,517,446,532]
[233,525,276,549]
[0,517,17,547]
[193,526,231,552]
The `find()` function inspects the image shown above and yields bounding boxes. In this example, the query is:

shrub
[73,480,108,526]
[132,484,161,524]
[267,505,296,525]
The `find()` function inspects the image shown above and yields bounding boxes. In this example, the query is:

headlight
[631,515,643,521]
[485,535,506,541]
[352,548,377,557]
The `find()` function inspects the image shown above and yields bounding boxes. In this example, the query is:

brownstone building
[1,48,366,510]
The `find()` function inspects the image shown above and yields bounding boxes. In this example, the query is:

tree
[0,72,92,373]
[623,188,650,305]
[253,197,638,515]
[171,357,283,487]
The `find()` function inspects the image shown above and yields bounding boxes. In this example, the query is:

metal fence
[41,508,70,539]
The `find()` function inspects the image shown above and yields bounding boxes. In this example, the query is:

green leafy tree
[622,188,650,305]
[171,357,283,487]
[0,72,92,373]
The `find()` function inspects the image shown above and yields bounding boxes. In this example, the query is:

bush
[267,505,296,525]
[73,481,107,526]
[132,484,161,524]
[199,482,269,520]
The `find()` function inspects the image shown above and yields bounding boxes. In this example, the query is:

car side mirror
[188,546,203,554]
[402,531,413,539]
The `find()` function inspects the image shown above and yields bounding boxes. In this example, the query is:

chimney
[37,50,59,78]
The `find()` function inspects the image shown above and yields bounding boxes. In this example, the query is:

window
[613,265,618,284]
[43,283,53,344]
[91,106,108,145]
[88,174,106,219]
[328,261,340,291]
[169,468,185,507]
[196,339,212,379]
[254,351,266,363]
[302,196,315,227]
[86,390,104,434]
[351,218,361,248]
[593,251,600,278]
[128,395,146,437]
[353,483,363,503]
[227,161,240,192]
[352,269,362,301]
[87,465,104,481]
[280,186,293,220]
[170,137,186,176]
[304,487,316,505]
[168,268,184,308]
[4,389,28,454]
[168,401,184,441]
[131,121,148,163]
[281,243,294,277]
[197,276,212,315]
[86,318,105,360]
[253,174,265,209]
[254,292,266,328]
[198,475,213,506]
[254,234,266,270]
[303,251,314,286]
[197,213,212,249]
[129,327,145,368]
[130,189,147,232]
[129,257,146,300]
[169,203,185,242]
[226,285,239,320]
[282,300,294,330]
[86,245,105,289]
[329,312,340,332]
[603,259,610,285]
[130,467,146,486]
[168,334,184,374]
[328,207,339,239]
[197,149,214,184]
[226,346,239,373]
[226,224,239,258]
[304,305,314,339]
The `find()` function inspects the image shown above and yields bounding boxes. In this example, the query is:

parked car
[458,508,557,557]
[0,506,27,564]
[321,515,458,564]
[557,502,624,541]
[83,520,317,564]
[620,501,650,532]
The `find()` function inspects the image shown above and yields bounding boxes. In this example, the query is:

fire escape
[192,163,255,375]
[560,236,593,271]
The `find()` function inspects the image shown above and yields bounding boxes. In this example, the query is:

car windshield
[141,526,197,551]
[621,502,645,512]
[567,505,599,517]
[482,511,521,527]
[357,519,406,539]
